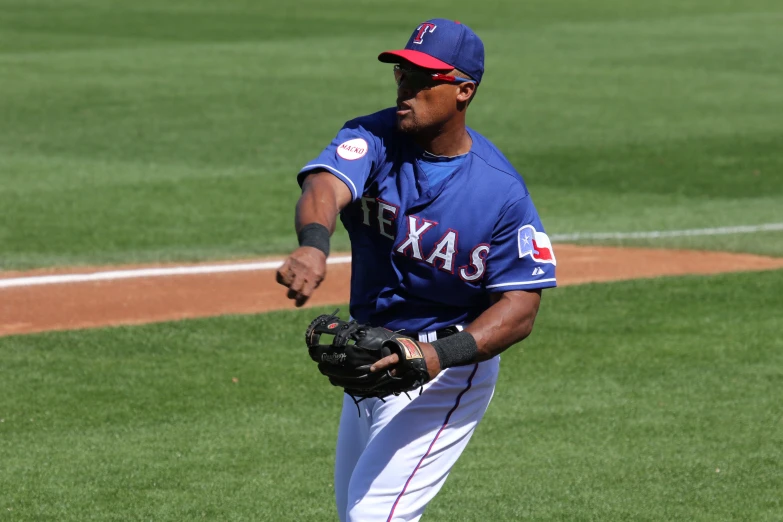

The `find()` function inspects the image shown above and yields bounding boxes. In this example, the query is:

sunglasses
[393,65,475,90]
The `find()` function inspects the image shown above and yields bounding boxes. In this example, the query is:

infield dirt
[2,245,782,337]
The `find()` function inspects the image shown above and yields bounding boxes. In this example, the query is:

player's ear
[456,81,476,105]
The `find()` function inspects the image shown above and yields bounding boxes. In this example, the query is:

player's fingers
[285,271,306,302]
[370,353,400,372]
[288,271,306,293]
[293,281,311,307]
[276,259,293,287]
[295,278,319,308]
[287,282,305,302]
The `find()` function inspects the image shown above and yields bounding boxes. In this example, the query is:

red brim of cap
[377,49,454,71]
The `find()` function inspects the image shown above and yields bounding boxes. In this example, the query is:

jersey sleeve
[297,119,383,202]
[483,195,557,292]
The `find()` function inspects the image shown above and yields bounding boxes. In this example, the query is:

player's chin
[395,114,417,133]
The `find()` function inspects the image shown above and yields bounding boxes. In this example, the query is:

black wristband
[431,331,479,369]
[297,223,330,257]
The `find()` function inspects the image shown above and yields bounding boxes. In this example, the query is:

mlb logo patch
[517,225,556,265]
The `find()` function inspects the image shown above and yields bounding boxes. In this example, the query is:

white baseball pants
[333,349,499,522]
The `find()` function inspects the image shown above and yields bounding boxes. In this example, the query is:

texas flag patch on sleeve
[517,225,556,265]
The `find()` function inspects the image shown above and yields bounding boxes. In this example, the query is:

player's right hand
[276,246,327,308]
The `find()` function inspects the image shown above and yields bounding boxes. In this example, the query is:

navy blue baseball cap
[378,19,485,84]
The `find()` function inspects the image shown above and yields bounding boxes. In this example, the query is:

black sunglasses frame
[393,65,475,90]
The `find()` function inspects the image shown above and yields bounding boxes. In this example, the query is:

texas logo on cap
[378,19,485,84]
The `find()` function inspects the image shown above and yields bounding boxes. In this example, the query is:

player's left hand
[306,313,434,398]
[371,342,441,381]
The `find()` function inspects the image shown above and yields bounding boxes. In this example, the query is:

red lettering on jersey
[339,144,364,155]
[413,23,437,44]
[458,244,490,283]
[396,215,437,260]
[425,229,459,274]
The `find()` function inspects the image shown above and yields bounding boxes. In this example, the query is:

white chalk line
[551,223,783,241]
[0,256,352,289]
[1,222,781,289]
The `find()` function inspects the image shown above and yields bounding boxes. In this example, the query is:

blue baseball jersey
[298,108,557,333]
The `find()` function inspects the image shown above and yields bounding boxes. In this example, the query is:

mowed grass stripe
[3,12,782,164]
[1,270,781,520]
[1,0,782,267]
[2,0,776,55]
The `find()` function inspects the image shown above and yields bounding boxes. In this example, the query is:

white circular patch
[336,138,368,160]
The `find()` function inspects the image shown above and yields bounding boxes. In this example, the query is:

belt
[403,325,463,342]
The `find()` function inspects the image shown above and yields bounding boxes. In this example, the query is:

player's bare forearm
[372,290,541,377]
[295,171,352,233]
[276,171,352,307]
[465,289,542,360]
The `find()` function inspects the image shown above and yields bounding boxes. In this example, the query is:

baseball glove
[305,310,430,399]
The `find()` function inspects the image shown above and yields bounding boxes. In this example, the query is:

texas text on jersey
[299,107,557,333]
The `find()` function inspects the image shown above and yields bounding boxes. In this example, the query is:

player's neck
[415,123,472,157]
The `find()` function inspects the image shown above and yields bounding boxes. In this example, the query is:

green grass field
[1,0,782,268]
[1,0,782,520]
[2,271,781,520]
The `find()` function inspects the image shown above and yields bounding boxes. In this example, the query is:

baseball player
[276,19,557,521]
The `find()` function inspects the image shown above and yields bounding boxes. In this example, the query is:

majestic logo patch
[321,352,347,365]
[337,138,368,160]
[413,23,437,44]
[518,225,556,265]
[398,338,423,359]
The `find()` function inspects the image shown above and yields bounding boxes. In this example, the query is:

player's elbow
[514,314,537,342]
[504,291,541,342]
